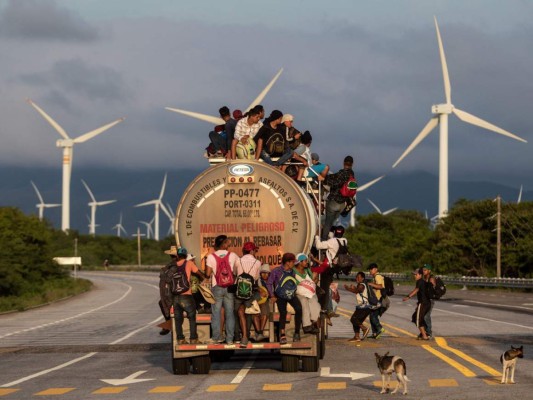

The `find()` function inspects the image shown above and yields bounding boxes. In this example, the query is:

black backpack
[431,276,446,300]
[169,261,190,295]
[265,132,285,156]
[333,239,356,273]
[382,275,395,297]
[363,281,379,306]
[235,260,258,300]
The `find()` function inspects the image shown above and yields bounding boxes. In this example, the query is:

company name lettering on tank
[185,178,224,234]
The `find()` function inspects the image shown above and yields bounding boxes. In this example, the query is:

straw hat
[257,286,269,305]
[164,245,178,256]
[198,285,216,304]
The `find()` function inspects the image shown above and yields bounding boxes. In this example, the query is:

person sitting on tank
[231,106,263,160]
[307,152,330,183]
[206,124,227,157]
[294,130,313,182]
[255,110,292,166]
[217,106,238,160]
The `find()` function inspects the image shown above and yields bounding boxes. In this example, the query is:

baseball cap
[281,114,294,123]
[243,242,259,252]
[177,247,188,256]
[311,153,319,161]
[295,253,308,264]
[282,252,296,263]
[423,264,432,271]
[260,263,271,273]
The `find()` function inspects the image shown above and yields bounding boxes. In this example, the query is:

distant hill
[0,165,528,235]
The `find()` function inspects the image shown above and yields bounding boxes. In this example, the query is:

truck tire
[320,318,326,359]
[172,358,190,375]
[281,354,299,373]
[301,355,319,372]
[191,355,211,374]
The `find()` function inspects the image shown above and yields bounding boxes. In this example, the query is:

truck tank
[174,160,318,263]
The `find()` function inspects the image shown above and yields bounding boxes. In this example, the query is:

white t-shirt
[206,249,239,287]
[314,236,348,263]
[235,254,261,281]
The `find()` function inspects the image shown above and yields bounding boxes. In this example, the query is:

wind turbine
[349,175,385,227]
[27,99,124,232]
[165,68,283,125]
[112,213,127,237]
[517,185,523,204]
[81,179,116,236]
[391,17,527,220]
[164,202,175,236]
[30,181,60,220]
[367,198,398,216]
[139,219,154,239]
[134,173,167,241]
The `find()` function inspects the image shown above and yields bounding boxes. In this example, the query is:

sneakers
[205,338,223,344]
[225,341,234,345]
[254,333,266,342]
[303,325,319,334]
[240,337,249,348]
[348,336,361,342]
[189,339,199,344]
[159,328,170,335]
[374,328,386,339]
[361,326,370,340]
[279,335,288,345]
[177,339,189,345]
[293,333,301,342]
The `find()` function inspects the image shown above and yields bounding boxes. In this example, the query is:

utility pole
[496,195,501,278]
[132,228,145,268]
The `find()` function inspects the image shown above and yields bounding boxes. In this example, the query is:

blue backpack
[274,268,298,300]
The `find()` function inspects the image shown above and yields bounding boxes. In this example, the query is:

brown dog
[500,346,524,384]
[375,352,410,395]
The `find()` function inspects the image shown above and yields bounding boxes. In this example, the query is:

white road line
[231,354,257,384]
[109,316,163,345]
[0,283,133,340]
[435,308,533,330]
[462,300,533,311]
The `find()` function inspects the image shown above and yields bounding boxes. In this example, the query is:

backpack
[382,275,395,297]
[265,132,285,156]
[363,280,379,306]
[428,276,447,300]
[235,259,258,300]
[169,261,190,295]
[333,239,356,273]
[213,252,234,288]
[274,268,298,300]
[339,175,357,198]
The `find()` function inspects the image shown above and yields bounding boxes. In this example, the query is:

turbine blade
[160,202,172,220]
[120,225,127,235]
[165,107,224,125]
[134,200,157,207]
[96,200,116,206]
[27,99,70,140]
[518,185,523,204]
[81,179,96,202]
[383,207,398,216]
[392,117,439,168]
[158,173,167,200]
[30,181,44,203]
[434,17,451,105]
[453,108,527,143]
[44,204,61,208]
[245,68,283,112]
[73,117,125,143]
[367,198,382,214]
[358,175,385,192]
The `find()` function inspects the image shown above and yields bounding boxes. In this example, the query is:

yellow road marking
[422,345,476,377]
[373,380,398,388]
[92,387,128,394]
[318,382,346,390]
[381,322,417,338]
[206,384,238,392]
[435,337,501,377]
[35,388,75,395]
[263,383,292,391]
[429,379,458,387]
[0,389,20,396]
[483,377,502,385]
[148,386,184,393]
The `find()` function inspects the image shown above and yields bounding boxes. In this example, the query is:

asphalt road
[0,271,532,399]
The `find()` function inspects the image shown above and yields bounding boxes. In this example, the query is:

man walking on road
[422,264,437,338]
[367,263,385,339]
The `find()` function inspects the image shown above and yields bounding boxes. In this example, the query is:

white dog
[500,345,524,384]
[375,352,410,395]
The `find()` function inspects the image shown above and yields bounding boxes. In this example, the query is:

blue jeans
[211,285,235,342]
[260,149,293,166]
[369,308,383,335]
[208,131,227,153]
[276,296,302,335]
[322,199,346,240]
[424,299,434,336]
[174,295,197,340]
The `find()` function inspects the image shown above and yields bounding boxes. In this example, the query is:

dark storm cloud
[19,59,130,102]
[0,0,99,41]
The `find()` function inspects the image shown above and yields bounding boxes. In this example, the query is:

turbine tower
[165,68,283,125]
[30,181,60,220]
[27,99,124,232]
[81,179,116,236]
[134,173,167,241]
[517,185,523,204]
[112,213,127,237]
[392,17,527,219]
[367,198,398,216]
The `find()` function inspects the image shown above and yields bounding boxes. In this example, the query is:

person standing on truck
[266,253,303,344]
[255,263,271,342]
[205,235,239,344]
[158,246,178,335]
[168,247,208,345]
[234,241,261,347]
[318,155,355,240]
[293,253,320,334]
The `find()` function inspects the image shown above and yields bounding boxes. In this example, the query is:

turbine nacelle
[56,139,73,148]
[432,103,453,115]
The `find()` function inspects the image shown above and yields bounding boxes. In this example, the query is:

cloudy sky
[1,0,532,189]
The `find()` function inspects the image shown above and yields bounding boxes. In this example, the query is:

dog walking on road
[375,352,410,395]
[500,346,524,384]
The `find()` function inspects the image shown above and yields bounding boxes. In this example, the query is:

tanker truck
[169,159,327,374]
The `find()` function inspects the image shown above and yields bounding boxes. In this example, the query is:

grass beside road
[0,277,93,313]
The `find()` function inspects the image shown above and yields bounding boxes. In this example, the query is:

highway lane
[0,271,531,399]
